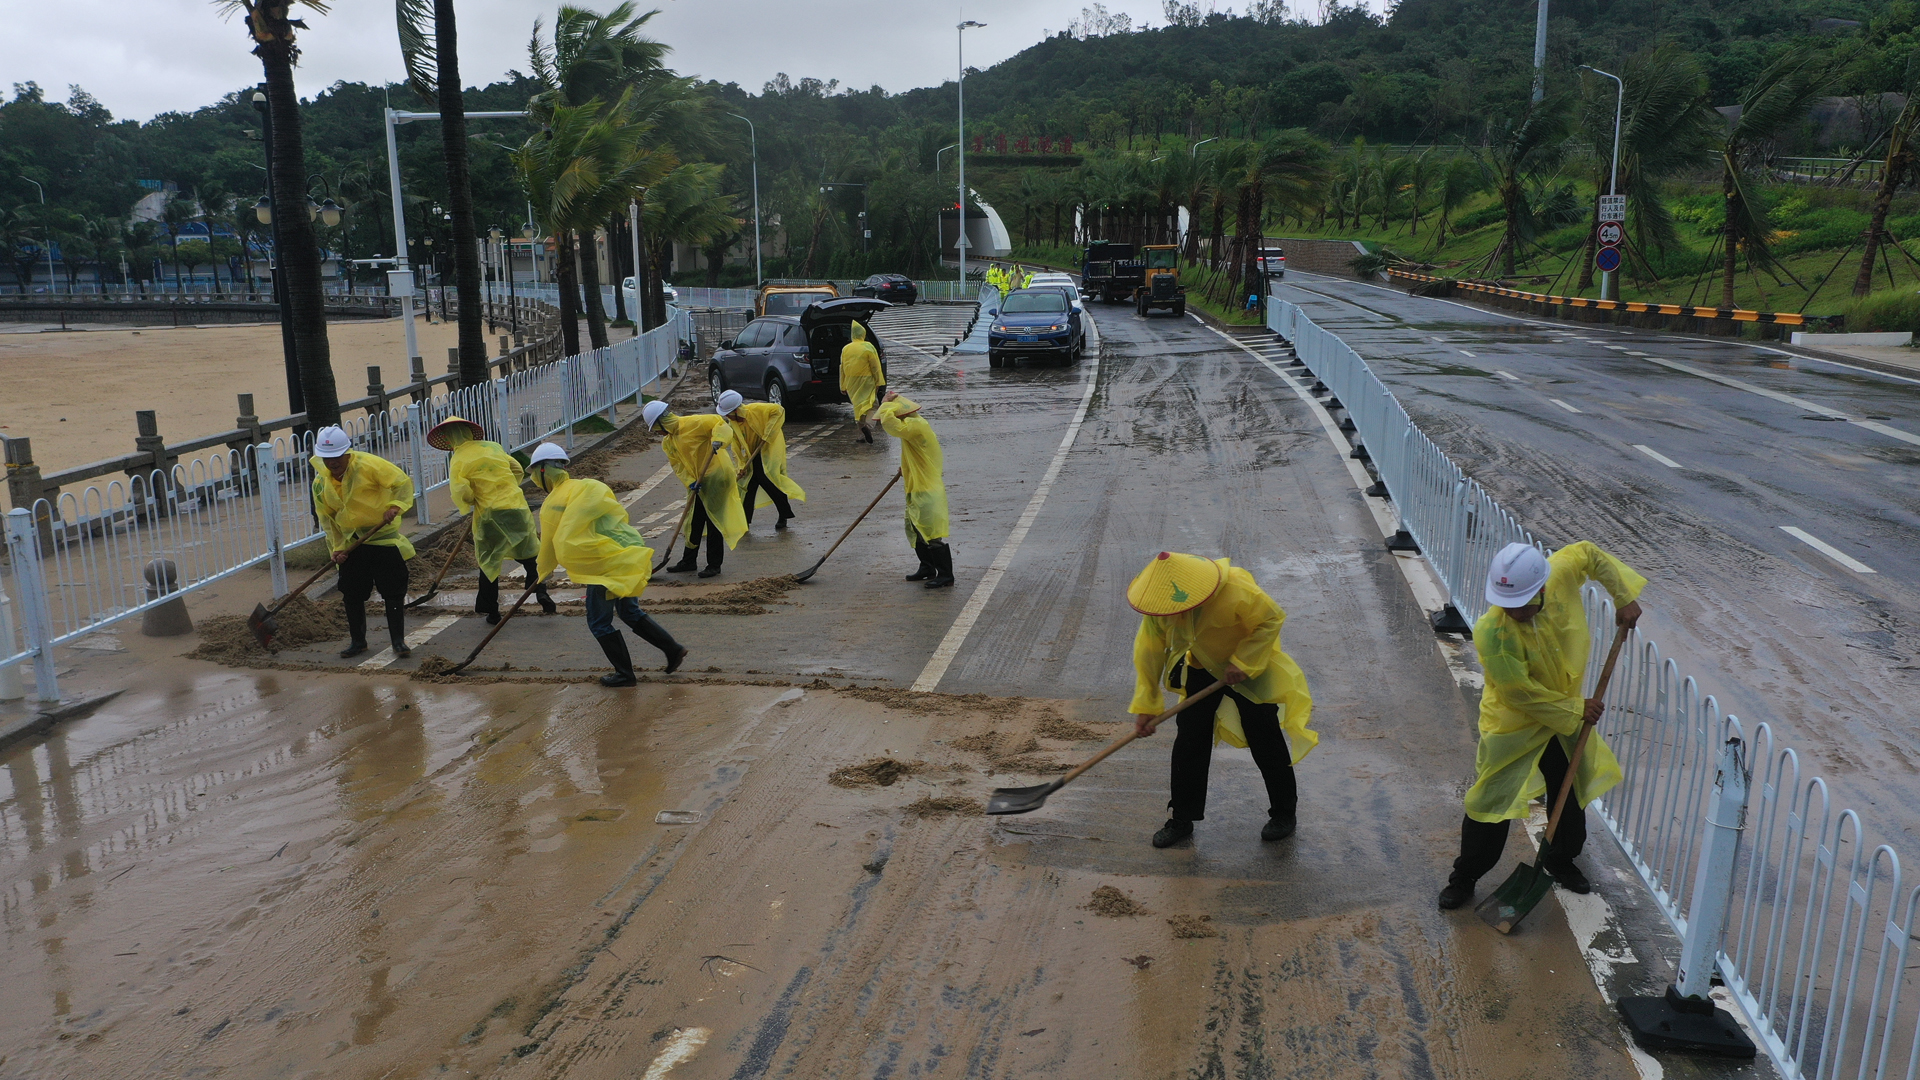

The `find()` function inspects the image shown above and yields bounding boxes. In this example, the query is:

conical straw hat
[1126,551,1221,616]
[425,416,486,451]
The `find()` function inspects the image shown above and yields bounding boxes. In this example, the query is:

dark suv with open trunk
[707,297,889,407]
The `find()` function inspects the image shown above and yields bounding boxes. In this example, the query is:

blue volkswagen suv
[986,288,1084,368]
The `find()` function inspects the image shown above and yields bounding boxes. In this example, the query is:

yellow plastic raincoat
[727,402,806,507]
[535,474,653,597]
[444,430,538,578]
[660,414,746,549]
[1129,559,1317,761]
[840,322,883,422]
[1465,541,1646,823]
[876,399,949,543]
[311,450,416,559]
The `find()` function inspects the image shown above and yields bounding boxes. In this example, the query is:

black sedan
[853,273,917,305]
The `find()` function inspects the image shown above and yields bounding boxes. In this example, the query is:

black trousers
[682,495,725,566]
[1169,663,1297,822]
[741,457,793,524]
[476,558,543,615]
[339,543,409,646]
[1449,737,1588,887]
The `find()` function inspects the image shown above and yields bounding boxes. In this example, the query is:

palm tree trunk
[555,229,582,356]
[634,220,658,333]
[261,45,340,426]
[1577,184,1599,291]
[1855,150,1910,298]
[609,211,629,324]
[1721,166,1740,309]
[579,230,611,349]
[433,0,488,388]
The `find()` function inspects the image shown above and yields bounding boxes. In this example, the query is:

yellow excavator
[1132,245,1186,317]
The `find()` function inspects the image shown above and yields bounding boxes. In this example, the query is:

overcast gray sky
[0,0,1375,123]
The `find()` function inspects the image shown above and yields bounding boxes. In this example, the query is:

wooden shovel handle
[1541,623,1632,846]
[1055,680,1230,789]
[451,580,543,672]
[653,440,721,571]
[818,469,902,564]
[422,531,468,594]
[273,529,374,614]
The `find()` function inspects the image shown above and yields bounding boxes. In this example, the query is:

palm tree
[1475,95,1572,277]
[194,184,232,293]
[212,0,340,425]
[1227,131,1328,289]
[1717,50,1833,307]
[1430,155,1484,251]
[398,0,489,387]
[640,162,741,302]
[1854,59,1920,298]
[1403,148,1438,237]
[160,192,198,292]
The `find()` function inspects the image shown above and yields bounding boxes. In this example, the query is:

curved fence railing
[1270,297,1920,1080]
[0,306,690,702]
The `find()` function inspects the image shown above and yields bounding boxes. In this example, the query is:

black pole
[254,86,303,417]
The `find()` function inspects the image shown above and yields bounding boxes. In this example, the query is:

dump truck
[1132,245,1185,317]
[1080,240,1144,303]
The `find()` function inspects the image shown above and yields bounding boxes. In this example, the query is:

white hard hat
[642,400,670,429]
[715,390,744,415]
[527,441,569,467]
[1485,542,1549,607]
[314,426,352,458]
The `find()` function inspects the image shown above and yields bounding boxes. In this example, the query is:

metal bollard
[256,442,287,597]
[1618,737,1759,1058]
[0,584,24,701]
[406,402,433,526]
[140,559,194,637]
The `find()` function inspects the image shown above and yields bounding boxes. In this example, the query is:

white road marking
[1550,398,1582,413]
[638,511,667,524]
[1624,351,1648,356]
[1604,345,1627,351]
[1496,370,1521,381]
[1632,444,1683,469]
[640,1026,712,1079]
[358,612,462,669]
[911,351,1102,693]
[1635,354,1920,447]
[619,464,678,507]
[1458,349,1477,358]
[1779,526,1877,574]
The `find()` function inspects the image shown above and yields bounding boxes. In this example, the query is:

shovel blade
[1474,859,1553,934]
[985,780,1063,816]
[791,558,826,584]
[403,589,439,610]
[246,603,278,651]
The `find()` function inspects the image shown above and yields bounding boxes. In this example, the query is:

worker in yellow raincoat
[1127,551,1315,849]
[715,390,804,531]
[428,416,555,623]
[310,425,416,659]
[527,442,687,686]
[840,320,886,443]
[643,400,745,578]
[876,391,952,588]
[1438,541,1644,910]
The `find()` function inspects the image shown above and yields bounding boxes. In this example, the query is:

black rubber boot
[924,542,955,589]
[386,606,408,657]
[536,585,557,616]
[596,633,637,686]
[1545,860,1591,894]
[1260,815,1297,842]
[905,543,934,581]
[623,611,686,673]
[1152,819,1194,848]
[698,529,724,578]
[342,607,368,658]
[666,547,699,573]
[1437,880,1475,910]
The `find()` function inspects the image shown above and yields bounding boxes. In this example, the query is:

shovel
[653,442,720,573]
[986,679,1228,815]
[1475,624,1632,934]
[444,579,544,675]
[793,469,901,584]
[405,531,468,609]
[246,530,373,650]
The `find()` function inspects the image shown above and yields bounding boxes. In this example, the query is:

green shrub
[1839,288,1920,333]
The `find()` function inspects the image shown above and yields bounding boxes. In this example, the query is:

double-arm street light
[956,19,985,287]
[727,112,763,286]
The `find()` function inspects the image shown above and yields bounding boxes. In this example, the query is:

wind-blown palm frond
[1718,49,1834,304]
[395,0,436,99]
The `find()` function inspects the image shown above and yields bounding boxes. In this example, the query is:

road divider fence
[1270,296,1920,1078]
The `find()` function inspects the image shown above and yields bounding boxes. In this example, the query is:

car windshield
[763,291,832,316]
[1003,292,1067,314]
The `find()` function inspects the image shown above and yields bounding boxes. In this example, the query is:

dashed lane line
[1632,444,1683,469]
[910,350,1102,693]
[1458,349,1477,358]
[1496,370,1521,382]
[1780,526,1877,574]
[619,465,678,508]
[1633,353,1920,448]
[358,612,463,670]
[1550,398,1582,414]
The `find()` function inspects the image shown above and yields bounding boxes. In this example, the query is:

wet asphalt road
[1273,271,1920,844]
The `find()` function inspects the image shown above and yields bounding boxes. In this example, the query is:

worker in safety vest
[527,442,687,685]
[428,416,555,623]
[875,391,953,588]
[311,425,416,659]
[643,400,745,577]
[1127,551,1315,849]
[716,390,804,531]
[1437,541,1644,910]
[840,321,886,443]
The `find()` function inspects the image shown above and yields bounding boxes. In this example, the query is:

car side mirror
[987,308,998,316]
[719,340,734,350]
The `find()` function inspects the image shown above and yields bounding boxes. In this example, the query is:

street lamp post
[18,177,55,295]
[250,87,302,415]
[957,19,984,288]
[1580,63,1624,301]
[727,113,763,286]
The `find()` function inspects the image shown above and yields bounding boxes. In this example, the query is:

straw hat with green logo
[1126,551,1222,616]
[425,416,486,451]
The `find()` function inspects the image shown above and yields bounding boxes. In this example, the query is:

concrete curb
[0,689,126,750]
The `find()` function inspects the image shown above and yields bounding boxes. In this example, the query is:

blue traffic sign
[1595,246,1623,273]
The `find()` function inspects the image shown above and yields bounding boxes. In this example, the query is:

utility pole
[1532,0,1549,103]
[957,20,984,287]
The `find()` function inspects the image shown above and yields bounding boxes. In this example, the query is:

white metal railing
[0,306,690,702]
[1270,297,1920,1079]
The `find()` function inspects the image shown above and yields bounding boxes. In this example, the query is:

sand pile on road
[905,795,982,818]
[829,757,926,788]
[645,575,799,616]
[415,655,460,676]
[188,596,345,661]
[1035,715,1101,741]
[1166,915,1220,939]
[566,422,654,491]
[1084,886,1151,918]
[950,732,1000,754]
[408,535,478,590]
